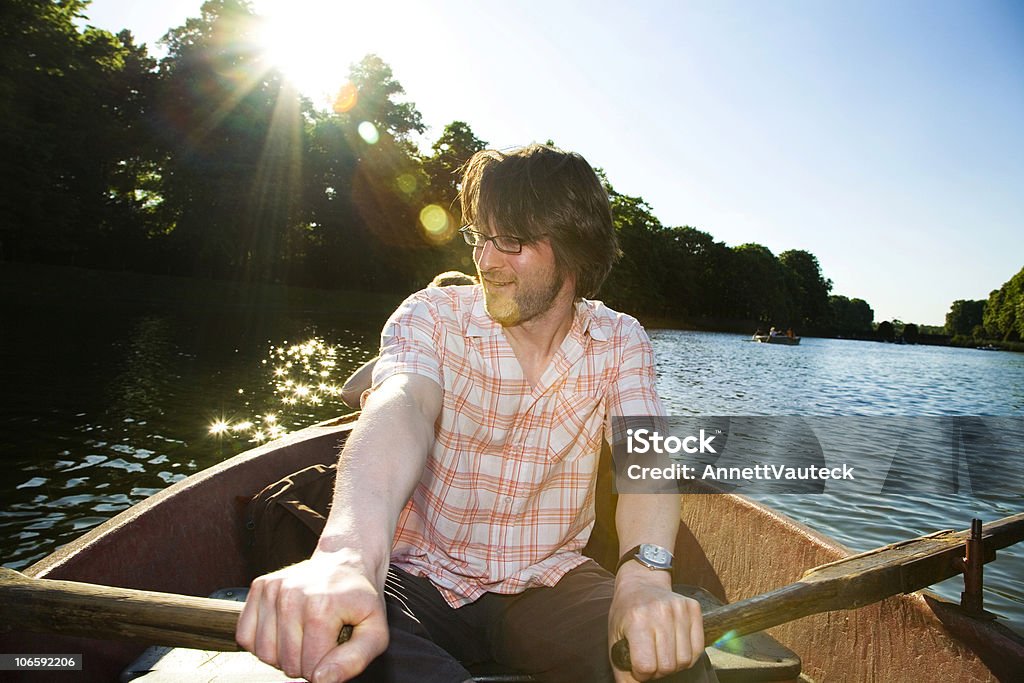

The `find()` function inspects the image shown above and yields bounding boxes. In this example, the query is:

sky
[79,0,1024,326]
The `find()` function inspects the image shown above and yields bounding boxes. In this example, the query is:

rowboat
[753,334,801,346]
[1,415,1021,682]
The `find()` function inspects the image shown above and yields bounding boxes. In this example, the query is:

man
[237,145,716,683]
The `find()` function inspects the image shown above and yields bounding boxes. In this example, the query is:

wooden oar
[612,512,1024,670]
[1,513,1021,669]
[0,569,351,651]
[0,568,244,651]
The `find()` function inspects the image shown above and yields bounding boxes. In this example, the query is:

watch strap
[616,545,642,572]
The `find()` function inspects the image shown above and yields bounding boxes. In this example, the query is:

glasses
[459,226,527,255]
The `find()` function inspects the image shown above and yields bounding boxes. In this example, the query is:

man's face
[473,231,568,327]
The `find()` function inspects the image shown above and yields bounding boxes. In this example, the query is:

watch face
[639,544,671,567]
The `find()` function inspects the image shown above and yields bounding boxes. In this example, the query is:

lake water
[1,270,1022,634]
[648,330,1024,632]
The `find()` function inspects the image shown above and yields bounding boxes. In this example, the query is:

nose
[474,240,503,270]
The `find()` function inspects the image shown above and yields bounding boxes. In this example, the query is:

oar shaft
[0,568,242,651]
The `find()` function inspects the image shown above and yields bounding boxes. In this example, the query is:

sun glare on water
[206,337,357,446]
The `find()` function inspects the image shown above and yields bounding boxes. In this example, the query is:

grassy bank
[948,335,1024,353]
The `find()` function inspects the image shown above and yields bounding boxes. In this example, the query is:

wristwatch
[616,543,674,573]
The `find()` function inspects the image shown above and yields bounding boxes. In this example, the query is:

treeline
[598,191,875,335]
[945,267,1024,346]
[4,0,878,335]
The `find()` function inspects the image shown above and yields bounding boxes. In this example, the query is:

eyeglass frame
[459,225,543,255]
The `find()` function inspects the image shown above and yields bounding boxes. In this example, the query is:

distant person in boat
[237,144,716,683]
[340,271,477,409]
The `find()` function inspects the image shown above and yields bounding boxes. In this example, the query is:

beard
[480,265,565,327]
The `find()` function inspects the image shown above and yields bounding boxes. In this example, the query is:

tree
[945,300,985,337]
[422,121,487,213]
[602,186,669,314]
[663,226,730,319]
[780,249,832,330]
[829,295,874,335]
[296,56,431,290]
[395,121,490,282]
[877,320,895,342]
[982,267,1024,341]
[343,54,424,144]
[723,243,789,324]
[89,29,164,268]
[156,0,304,280]
[0,0,156,263]
[0,0,82,258]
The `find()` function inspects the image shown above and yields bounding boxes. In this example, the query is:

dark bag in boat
[245,462,338,575]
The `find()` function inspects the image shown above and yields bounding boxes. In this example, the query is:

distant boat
[977,344,1001,351]
[753,333,801,345]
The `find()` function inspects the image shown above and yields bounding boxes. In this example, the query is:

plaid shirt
[372,285,665,607]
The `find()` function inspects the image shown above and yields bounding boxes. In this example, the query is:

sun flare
[254,0,381,106]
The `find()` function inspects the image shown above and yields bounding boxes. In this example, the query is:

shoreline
[4,260,1021,352]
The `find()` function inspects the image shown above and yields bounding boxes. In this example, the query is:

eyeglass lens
[461,228,522,254]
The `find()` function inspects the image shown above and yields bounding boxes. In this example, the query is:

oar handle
[611,606,731,671]
[611,638,632,671]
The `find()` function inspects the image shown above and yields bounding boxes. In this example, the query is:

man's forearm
[615,493,681,574]
[236,374,441,682]
[315,374,440,584]
[610,493,706,681]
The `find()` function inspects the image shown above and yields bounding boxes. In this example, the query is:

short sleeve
[370,292,444,391]
[604,320,665,443]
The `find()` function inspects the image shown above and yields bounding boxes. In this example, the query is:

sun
[253,0,372,106]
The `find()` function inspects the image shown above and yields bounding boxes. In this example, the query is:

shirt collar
[572,299,608,342]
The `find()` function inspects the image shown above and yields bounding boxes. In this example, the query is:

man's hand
[608,563,704,682]
[236,551,389,683]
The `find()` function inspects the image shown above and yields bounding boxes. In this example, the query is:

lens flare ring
[419,204,456,244]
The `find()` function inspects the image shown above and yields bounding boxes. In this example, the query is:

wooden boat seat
[121,587,800,682]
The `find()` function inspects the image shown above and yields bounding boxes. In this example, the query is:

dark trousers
[354,560,719,683]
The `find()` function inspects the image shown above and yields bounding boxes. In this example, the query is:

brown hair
[459,144,620,299]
